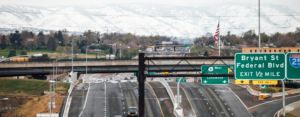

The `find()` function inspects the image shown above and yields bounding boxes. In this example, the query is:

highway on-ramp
[168,82,251,117]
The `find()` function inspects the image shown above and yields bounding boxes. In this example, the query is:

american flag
[214,22,219,47]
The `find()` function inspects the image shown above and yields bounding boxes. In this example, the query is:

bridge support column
[138,53,145,117]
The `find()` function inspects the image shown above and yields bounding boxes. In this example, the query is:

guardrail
[59,92,69,117]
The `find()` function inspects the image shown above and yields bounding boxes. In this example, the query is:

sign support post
[281,80,285,117]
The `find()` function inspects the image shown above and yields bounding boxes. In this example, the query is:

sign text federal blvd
[201,65,230,85]
[235,53,285,80]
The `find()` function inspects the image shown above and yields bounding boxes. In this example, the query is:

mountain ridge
[0,4,299,39]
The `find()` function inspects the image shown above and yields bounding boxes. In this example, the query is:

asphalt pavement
[253,95,300,117]
[148,82,175,117]
[167,82,252,117]
[69,81,164,117]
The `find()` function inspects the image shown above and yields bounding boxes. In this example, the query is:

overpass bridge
[0,57,234,77]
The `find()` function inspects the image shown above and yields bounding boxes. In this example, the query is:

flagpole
[219,16,220,56]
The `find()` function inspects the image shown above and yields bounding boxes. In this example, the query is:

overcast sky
[0,0,299,12]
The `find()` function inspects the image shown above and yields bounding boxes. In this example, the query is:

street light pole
[128,46,130,59]
[28,39,33,54]
[72,38,74,72]
[120,43,122,59]
[176,77,183,109]
[86,46,87,75]
[59,41,61,58]
[82,86,84,117]
[15,40,17,56]
[281,80,286,117]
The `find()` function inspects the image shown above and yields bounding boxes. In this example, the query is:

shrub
[279,89,287,92]
[263,88,277,93]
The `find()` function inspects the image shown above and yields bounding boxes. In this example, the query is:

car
[127,107,138,117]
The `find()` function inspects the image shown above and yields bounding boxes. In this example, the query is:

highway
[253,95,300,117]
[168,82,251,117]
[68,73,165,117]
[148,82,175,117]
[67,73,298,117]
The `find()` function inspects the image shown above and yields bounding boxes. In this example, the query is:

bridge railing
[157,79,184,117]
[157,79,175,105]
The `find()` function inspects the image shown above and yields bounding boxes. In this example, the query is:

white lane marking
[223,85,249,110]
[248,94,300,109]
[79,83,91,117]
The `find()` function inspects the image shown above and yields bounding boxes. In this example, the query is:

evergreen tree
[8,50,16,57]
[37,31,45,46]
[54,30,65,46]
[33,54,50,61]
[9,30,23,47]
[20,51,27,55]
[204,51,209,56]
[47,37,57,51]
[1,35,6,49]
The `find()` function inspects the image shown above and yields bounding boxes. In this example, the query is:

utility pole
[258,0,261,53]
[258,0,262,96]
[120,43,122,59]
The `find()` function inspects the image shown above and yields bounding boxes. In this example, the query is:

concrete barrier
[272,89,300,98]
[63,79,78,117]
[36,113,59,117]
[157,79,184,117]
[237,85,271,97]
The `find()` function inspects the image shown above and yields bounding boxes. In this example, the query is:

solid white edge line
[223,85,249,110]
[79,82,91,117]
[248,94,300,109]
[273,110,280,117]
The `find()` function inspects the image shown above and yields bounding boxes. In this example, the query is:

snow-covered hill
[0,4,299,39]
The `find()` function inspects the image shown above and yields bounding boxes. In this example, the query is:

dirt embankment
[5,94,66,117]
[0,79,69,117]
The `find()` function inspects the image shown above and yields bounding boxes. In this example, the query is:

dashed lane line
[180,85,197,117]
[146,82,165,117]
[79,83,91,117]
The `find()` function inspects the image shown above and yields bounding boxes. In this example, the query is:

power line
[0,24,298,29]
[0,11,299,17]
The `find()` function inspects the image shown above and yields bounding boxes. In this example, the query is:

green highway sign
[201,77,229,85]
[176,78,186,82]
[235,53,285,80]
[201,65,229,85]
[134,72,137,76]
[286,53,300,79]
[261,85,269,89]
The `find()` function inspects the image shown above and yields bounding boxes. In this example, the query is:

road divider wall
[272,89,300,98]
[157,79,184,117]
[237,85,271,97]
[63,73,78,117]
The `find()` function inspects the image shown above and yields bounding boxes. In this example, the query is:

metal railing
[157,79,175,105]
[59,92,69,117]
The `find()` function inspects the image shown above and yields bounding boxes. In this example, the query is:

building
[242,47,300,53]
